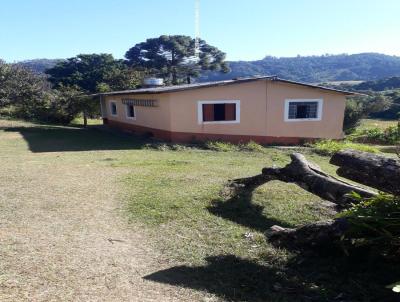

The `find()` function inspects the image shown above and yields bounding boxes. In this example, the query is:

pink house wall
[103,79,346,143]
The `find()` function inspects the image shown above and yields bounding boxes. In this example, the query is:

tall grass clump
[204,141,238,152]
[238,140,266,152]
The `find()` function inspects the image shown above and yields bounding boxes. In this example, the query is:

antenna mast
[194,0,200,57]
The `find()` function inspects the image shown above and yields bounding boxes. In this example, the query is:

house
[97,76,357,144]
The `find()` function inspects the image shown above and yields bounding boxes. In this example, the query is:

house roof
[95,76,361,97]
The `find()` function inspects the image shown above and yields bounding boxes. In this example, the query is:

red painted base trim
[107,120,172,140]
[106,120,315,145]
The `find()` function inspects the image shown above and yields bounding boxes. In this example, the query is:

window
[284,99,323,121]
[125,104,136,119]
[110,102,117,116]
[198,100,240,124]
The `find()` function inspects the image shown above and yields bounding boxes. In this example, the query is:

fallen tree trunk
[330,149,400,195]
[266,151,399,249]
[266,218,349,249]
[260,153,376,207]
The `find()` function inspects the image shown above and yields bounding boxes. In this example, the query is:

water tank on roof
[143,78,164,88]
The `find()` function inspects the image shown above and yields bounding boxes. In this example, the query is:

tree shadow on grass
[145,253,400,302]
[1,125,149,152]
[195,177,400,301]
[207,175,295,232]
[145,255,289,302]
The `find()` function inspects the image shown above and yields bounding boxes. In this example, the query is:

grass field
[0,119,397,301]
[358,118,398,130]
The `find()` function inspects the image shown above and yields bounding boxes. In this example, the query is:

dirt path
[0,130,203,301]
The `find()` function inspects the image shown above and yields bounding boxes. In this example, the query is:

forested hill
[17,53,400,83]
[17,59,63,73]
[352,76,400,91]
[200,53,400,83]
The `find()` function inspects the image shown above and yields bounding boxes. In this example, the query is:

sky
[1,0,400,62]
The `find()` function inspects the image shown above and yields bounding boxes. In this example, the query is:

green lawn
[0,118,397,302]
[358,118,398,130]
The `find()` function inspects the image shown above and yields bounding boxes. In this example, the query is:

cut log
[262,151,398,250]
[260,153,376,206]
[266,219,349,249]
[330,149,400,195]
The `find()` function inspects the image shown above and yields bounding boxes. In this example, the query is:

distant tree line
[22,53,400,84]
[201,53,400,83]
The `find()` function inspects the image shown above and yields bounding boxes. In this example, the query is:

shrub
[312,140,380,156]
[350,124,400,145]
[384,125,400,144]
[143,142,171,151]
[238,141,266,152]
[344,95,392,133]
[204,141,238,152]
[338,192,400,258]
[344,98,367,132]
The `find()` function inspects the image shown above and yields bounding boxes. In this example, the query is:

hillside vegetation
[18,53,400,84]
[17,58,63,73]
[201,53,400,83]
[353,77,400,91]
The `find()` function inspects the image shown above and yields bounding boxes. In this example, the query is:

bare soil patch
[0,121,203,301]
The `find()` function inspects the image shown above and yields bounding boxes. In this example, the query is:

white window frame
[284,99,323,122]
[110,101,118,116]
[125,103,136,120]
[197,100,241,124]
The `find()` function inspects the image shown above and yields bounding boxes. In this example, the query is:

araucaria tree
[125,35,229,85]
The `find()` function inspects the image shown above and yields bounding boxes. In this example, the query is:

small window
[285,99,322,121]
[198,101,240,124]
[110,102,117,116]
[125,104,135,119]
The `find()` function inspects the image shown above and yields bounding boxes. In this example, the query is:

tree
[45,54,144,125]
[344,94,392,132]
[125,35,229,85]
[371,89,400,119]
[0,60,49,110]
[46,54,143,93]
[47,85,99,125]
[0,61,95,125]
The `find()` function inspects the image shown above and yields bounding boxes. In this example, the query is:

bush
[385,125,400,143]
[204,141,238,152]
[11,86,92,125]
[350,124,400,145]
[339,193,400,258]
[344,99,367,132]
[0,62,100,125]
[204,140,267,152]
[312,140,380,156]
[238,141,266,152]
[344,95,392,133]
